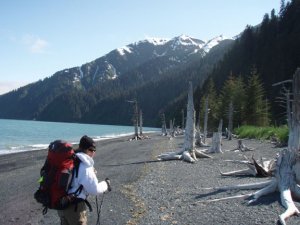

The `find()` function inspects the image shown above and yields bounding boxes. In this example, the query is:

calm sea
[0,119,159,155]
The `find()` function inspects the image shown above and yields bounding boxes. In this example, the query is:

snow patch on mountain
[173,34,204,47]
[117,46,132,56]
[202,35,226,53]
[106,63,118,80]
[145,37,169,45]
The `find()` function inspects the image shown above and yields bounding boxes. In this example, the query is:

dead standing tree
[198,68,300,225]
[139,109,143,136]
[161,113,168,136]
[203,96,209,144]
[168,119,176,138]
[181,109,185,131]
[227,101,233,140]
[195,104,210,147]
[128,100,148,140]
[157,82,211,163]
[138,109,149,139]
[207,119,223,153]
[271,80,293,147]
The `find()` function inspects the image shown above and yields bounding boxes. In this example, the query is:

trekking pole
[95,193,105,225]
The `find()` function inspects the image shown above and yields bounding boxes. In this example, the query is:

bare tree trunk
[183,82,196,160]
[134,100,139,138]
[127,99,141,141]
[161,113,167,136]
[228,101,233,140]
[181,109,185,130]
[209,132,222,153]
[218,119,223,134]
[203,96,209,144]
[197,107,201,133]
[139,109,143,136]
[169,119,175,137]
[207,120,223,153]
[157,82,207,163]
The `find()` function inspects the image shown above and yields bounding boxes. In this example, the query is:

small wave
[92,132,134,141]
[29,144,49,149]
[0,143,48,155]
[0,148,30,155]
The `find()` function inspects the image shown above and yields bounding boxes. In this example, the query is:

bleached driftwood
[220,155,275,177]
[195,129,210,147]
[229,139,254,152]
[157,82,212,163]
[198,69,300,225]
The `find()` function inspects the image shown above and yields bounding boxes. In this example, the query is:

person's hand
[105,178,112,192]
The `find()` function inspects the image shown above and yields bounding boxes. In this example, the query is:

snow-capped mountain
[63,35,228,89]
[0,34,233,124]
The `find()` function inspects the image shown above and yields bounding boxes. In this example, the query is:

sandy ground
[0,133,299,225]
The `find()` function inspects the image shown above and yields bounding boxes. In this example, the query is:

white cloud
[22,34,49,53]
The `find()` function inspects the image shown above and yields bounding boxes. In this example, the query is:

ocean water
[0,119,159,155]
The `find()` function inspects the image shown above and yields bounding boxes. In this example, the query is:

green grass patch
[234,125,288,143]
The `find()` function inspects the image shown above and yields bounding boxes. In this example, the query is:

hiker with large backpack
[34,135,112,225]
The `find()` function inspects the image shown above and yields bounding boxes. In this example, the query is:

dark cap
[79,135,96,151]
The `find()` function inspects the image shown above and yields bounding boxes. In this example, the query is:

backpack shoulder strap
[73,155,81,178]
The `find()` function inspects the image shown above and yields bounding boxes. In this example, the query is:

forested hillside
[165,0,300,131]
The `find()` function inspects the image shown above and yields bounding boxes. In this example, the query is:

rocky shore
[0,133,299,225]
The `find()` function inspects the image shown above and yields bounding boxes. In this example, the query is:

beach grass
[234,125,289,143]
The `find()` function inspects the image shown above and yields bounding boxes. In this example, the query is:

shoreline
[0,131,159,156]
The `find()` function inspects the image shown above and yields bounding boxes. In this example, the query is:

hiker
[57,135,112,225]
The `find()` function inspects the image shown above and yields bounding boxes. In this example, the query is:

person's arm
[81,167,109,195]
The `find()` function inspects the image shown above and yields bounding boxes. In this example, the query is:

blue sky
[0,0,282,94]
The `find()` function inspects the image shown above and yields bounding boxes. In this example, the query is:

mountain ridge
[0,34,234,126]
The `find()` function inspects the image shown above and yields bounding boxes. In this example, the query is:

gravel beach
[0,133,299,225]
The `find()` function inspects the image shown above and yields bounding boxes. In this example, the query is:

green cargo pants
[57,201,87,225]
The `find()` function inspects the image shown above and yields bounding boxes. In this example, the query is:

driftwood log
[228,139,254,152]
[220,154,275,177]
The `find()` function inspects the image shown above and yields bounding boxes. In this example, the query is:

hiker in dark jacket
[58,135,112,225]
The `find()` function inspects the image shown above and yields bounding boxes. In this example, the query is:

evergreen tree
[244,67,269,126]
[219,74,246,129]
